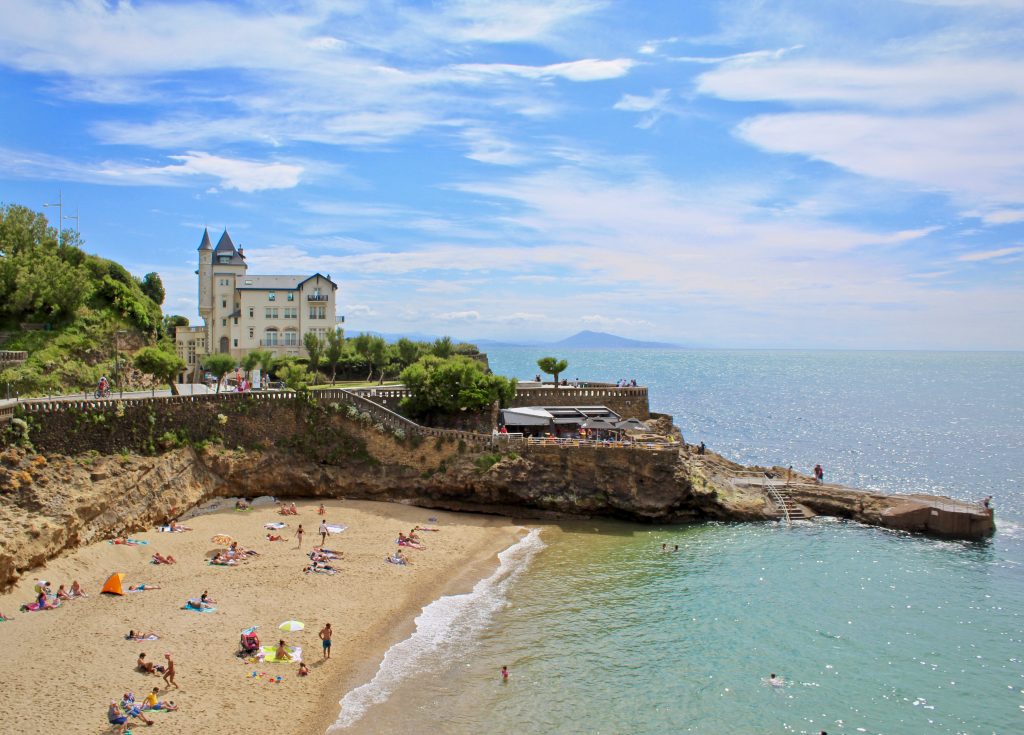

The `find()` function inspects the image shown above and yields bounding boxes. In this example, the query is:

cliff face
[0,446,216,590]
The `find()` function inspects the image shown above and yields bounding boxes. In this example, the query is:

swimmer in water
[767,673,784,687]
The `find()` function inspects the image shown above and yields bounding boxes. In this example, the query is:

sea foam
[328,528,545,731]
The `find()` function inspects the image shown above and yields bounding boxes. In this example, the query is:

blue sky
[1,0,1022,349]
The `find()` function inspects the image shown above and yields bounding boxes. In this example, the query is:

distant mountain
[550,331,680,349]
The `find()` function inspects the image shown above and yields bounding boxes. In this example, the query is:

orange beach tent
[101,572,126,595]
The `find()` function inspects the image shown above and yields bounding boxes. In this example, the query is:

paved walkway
[0,384,215,409]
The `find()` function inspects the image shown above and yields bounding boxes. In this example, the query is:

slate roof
[213,229,246,265]
[197,228,213,251]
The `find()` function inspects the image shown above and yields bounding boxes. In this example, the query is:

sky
[1,0,1022,350]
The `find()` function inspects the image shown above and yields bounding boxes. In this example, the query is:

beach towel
[183,603,217,613]
[259,645,301,663]
[127,634,159,640]
[109,538,148,545]
[325,524,347,534]
[20,600,60,612]
[264,522,287,530]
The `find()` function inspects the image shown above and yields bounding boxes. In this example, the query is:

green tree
[323,327,345,384]
[303,331,323,380]
[399,355,516,422]
[161,314,188,340]
[537,356,569,387]
[431,336,454,359]
[202,353,236,394]
[276,363,309,392]
[395,337,423,368]
[139,272,165,305]
[352,333,388,382]
[133,346,186,395]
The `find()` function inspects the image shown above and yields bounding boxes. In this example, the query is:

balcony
[307,294,329,302]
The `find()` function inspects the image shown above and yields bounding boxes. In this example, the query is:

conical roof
[198,228,213,251]
[215,229,236,252]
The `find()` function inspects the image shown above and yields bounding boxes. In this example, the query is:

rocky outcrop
[0,446,217,590]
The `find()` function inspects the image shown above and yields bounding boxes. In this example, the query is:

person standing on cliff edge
[814,464,824,484]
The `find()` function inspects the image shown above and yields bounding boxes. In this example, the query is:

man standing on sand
[319,519,328,546]
[319,623,332,660]
[162,653,178,689]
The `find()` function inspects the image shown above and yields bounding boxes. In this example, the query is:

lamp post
[64,207,80,236]
[42,190,64,246]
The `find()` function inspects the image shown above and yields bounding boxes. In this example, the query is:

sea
[331,349,1024,735]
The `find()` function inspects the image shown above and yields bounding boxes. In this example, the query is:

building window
[309,305,326,320]
[264,329,278,346]
[265,307,279,319]
[222,299,227,308]
[221,319,226,326]
[249,328,254,339]
[287,292,294,301]
[268,291,276,301]
[233,339,238,347]
[284,330,298,346]
[283,307,297,319]
[233,317,238,325]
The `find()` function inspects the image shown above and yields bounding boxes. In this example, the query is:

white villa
[175,228,338,381]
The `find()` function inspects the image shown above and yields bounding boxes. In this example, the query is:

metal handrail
[765,480,792,524]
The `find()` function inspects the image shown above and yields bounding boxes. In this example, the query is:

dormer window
[287,292,294,301]
[218,255,231,264]
[268,291,276,301]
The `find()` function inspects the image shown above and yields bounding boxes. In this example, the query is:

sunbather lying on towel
[127,630,159,640]
[152,553,176,564]
[266,533,284,542]
[127,584,161,592]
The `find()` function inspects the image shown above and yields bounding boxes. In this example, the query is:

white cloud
[0,147,303,191]
[698,58,1024,110]
[956,246,1024,262]
[101,152,304,192]
[462,129,533,166]
[735,105,1024,208]
[345,304,377,316]
[581,314,653,328]
[435,310,481,321]
[969,208,1024,225]
[457,58,635,82]
[613,89,670,112]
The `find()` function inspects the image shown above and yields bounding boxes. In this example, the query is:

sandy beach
[0,498,523,734]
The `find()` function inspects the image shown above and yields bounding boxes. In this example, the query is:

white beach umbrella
[279,620,305,632]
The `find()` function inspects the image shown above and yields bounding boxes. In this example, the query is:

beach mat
[259,645,301,663]
[183,604,216,613]
[326,524,347,534]
[264,522,287,530]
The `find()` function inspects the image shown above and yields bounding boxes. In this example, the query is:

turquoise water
[333,350,1024,734]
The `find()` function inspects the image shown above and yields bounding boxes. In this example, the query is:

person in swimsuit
[128,630,158,640]
[56,584,71,600]
[318,503,325,515]
[295,524,304,548]
[163,653,178,688]
[275,640,292,662]
[319,520,328,546]
[501,665,509,682]
[137,652,159,674]
[70,580,86,597]
[298,662,309,676]
[319,623,333,660]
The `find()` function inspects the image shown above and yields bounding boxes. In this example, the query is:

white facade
[176,229,339,379]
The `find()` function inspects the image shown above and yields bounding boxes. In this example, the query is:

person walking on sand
[162,653,178,689]
[318,503,325,515]
[501,665,509,682]
[319,520,328,546]
[319,623,333,660]
[295,524,305,548]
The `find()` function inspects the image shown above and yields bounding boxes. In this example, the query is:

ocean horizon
[331,348,1024,734]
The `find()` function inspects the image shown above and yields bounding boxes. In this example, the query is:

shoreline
[304,520,528,734]
[0,498,523,735]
